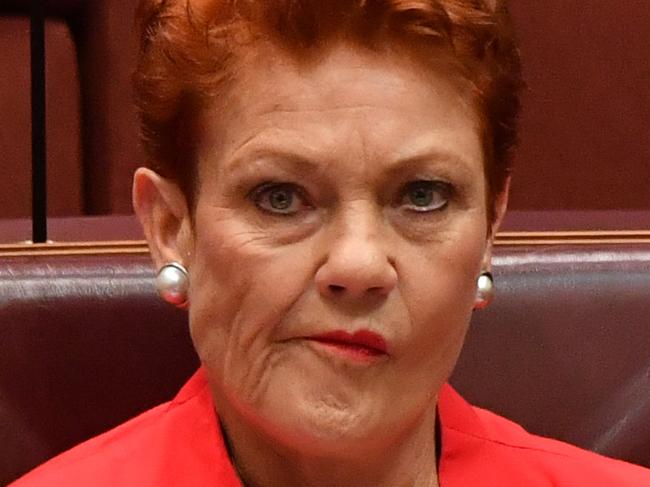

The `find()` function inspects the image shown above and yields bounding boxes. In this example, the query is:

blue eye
[251,183,307,215]
[401,181,452,212]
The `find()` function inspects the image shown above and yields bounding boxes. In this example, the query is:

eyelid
[249,181,311,215]
[249,181,289,197]
[251,181,308,195]
[399,179,454,211]
[399,177,453,192]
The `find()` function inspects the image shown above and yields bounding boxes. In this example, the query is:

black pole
[31,0,47,243]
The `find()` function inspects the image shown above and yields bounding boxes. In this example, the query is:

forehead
[198,41,483,178]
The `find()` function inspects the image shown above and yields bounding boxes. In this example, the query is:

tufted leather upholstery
[1,241,649,484]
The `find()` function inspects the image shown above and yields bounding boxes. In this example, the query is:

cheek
[187,211,314,402]
[400,225,486,372]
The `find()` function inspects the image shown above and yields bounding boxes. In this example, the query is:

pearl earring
[474,271,494,310]
[156,262,189,308]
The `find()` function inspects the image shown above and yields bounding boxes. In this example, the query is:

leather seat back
[1,239,649,484]
[452,242,650,468]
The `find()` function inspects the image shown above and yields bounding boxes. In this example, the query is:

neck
[217,404,440,487]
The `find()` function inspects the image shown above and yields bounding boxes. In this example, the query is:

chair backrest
[0,249,197,484]
[1,235,649,484]
[451,239,650,468]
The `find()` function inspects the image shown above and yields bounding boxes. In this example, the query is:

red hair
[133,0,523,219]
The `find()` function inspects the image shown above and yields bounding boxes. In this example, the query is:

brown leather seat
[1,238,649,484]
[452,242,650,469]
[0,251,197,484]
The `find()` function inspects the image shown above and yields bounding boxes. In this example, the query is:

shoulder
[473,405,650,484]
[439,384,650,485]
[10,369,238,487]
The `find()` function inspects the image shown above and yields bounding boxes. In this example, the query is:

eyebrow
[224,148,328,178]
[224,147,476,181]
[384,151,476,181]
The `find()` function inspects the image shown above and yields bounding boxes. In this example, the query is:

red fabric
[12,369,650,486]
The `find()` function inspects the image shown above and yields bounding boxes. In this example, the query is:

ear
[132,167,194,271]
[480,177,511,272]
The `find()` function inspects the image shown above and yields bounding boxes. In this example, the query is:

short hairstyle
[133,0,523,220]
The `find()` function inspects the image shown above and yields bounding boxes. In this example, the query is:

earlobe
[132,167,193,270]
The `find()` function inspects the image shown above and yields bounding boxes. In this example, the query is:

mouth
[304,330,389,361]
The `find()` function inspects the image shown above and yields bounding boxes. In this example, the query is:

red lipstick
[307,330,388,359]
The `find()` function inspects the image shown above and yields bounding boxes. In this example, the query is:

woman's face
[182,44,493,454]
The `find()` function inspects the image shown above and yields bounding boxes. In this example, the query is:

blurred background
[1,0,649,241]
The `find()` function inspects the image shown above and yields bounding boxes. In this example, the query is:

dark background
[1,1,648,223]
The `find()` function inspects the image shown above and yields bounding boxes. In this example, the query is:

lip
[305,330,389,359]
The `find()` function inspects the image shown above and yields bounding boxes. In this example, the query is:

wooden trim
[1,231,649,257]
[0,241,149,257]
[496,230,650,246]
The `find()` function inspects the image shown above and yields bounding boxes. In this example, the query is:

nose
[315,207,398,301]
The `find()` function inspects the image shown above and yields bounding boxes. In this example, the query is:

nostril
[328,284,345,293]
[326,284,388,296]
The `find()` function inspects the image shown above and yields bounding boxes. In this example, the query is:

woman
[12,0,650,485]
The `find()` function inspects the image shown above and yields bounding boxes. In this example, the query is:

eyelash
[248,180,454,216]
[249,182,310,217]
[399,180,454,213]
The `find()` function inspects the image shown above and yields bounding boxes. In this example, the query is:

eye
[400,180,452,212]
[250,182,310,215]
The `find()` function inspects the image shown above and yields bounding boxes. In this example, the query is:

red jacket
[11,368,650,486]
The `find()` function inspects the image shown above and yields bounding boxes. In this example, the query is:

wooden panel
[0,17,82,218]
[509,1,650,210]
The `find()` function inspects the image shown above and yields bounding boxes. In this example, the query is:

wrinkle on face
[187,40,490,457]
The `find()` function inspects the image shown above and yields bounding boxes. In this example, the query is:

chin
[259,379,397,457]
